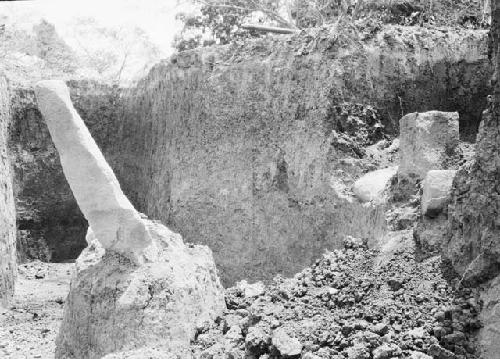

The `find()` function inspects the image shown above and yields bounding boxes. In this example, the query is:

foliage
[0,19,79,83]
[173,0,372,51]
[33,20,79,73]
[293,0,355,28]
[0,16,161,86]
[174,0,490,52]
[69,17,161,84]
[173,0,286,52]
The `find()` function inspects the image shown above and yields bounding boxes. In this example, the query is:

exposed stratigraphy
[6,24,494,286]
[444,3,500,357]
[0,74,16,306]
[116,25,491,285]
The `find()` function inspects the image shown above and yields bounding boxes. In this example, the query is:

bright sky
[0,0,192,57]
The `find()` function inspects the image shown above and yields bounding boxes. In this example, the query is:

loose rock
[272,327,302,357]
[421,170,456,217]
[353,167,398,203]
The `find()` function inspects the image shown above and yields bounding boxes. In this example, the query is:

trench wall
[0,75,16,305]
[116,25,492,285]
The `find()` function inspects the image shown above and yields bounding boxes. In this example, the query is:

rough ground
[0,262,71,359]
[190,234,482,359]
[0,234,482,359]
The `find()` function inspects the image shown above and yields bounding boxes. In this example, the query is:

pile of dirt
[190,235,481,359]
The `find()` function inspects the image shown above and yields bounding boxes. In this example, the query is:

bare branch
[240,23,299,33]
[115,50,129,85]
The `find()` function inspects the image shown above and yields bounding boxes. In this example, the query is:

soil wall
[444,3,500,356]
[0,75,16,305]
[116,25,491,285]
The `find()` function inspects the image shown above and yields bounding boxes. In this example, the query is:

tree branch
[240,23,299,34]
[194,0,299,29]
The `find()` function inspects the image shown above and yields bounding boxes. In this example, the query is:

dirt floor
[0,262,72,359]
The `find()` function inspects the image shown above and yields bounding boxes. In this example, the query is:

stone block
[399,111,459,180]
[353,166,398,203]
[421,170,456,217]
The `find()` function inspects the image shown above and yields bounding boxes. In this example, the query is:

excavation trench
[6,25,493,286]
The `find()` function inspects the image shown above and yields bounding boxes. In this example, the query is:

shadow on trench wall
[9,81,122,263]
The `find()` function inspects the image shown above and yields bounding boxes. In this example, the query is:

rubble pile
[191,236,481,359]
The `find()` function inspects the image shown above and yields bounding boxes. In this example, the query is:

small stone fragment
[245,326,270,355]
[371,323,389,336]
[346,343,370,359]
[427,344,456,359]
[272,328,302,357]
[236,280,265,298]
[372,343,401,359]
[409,351,432,359]
[407,327,426,339]
[353,166,398,203]
[387,278,403,291]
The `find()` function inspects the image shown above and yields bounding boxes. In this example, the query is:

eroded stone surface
[34,80,151,263]
[10,82,120,263]
[399,111,459,180]
[421,170,456,217]
[353,166,398,203]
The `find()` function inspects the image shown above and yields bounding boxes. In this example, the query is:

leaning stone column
[35,80,226,359]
